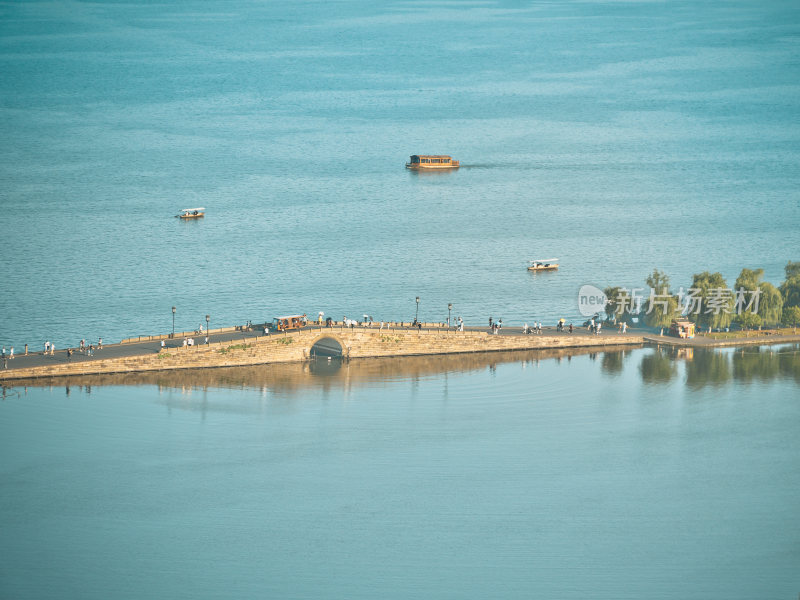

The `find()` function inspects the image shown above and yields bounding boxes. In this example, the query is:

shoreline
[0,345,637,390]
[2,321,800,383]
[1,324,642,382]
[643,331,800,348]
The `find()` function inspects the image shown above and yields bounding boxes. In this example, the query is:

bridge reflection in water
[2,346,620,396]
[3,344,798,402]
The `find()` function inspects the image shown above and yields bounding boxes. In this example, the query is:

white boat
[177,207,205,219]
[527,258,559,271]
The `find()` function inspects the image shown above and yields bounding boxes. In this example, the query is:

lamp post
[206,314,210,343]
[448,303,452,327]
[172,306,176,338]
[415,296,420,324]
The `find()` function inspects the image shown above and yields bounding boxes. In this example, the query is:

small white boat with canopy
[527,258,559,271]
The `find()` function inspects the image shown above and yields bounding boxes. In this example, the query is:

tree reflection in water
[640,343,800,387]
[778,348,800,384]
[639,347,678,384]
[685,348,731,389]
[733,347,781,383]
[600,350,627,376]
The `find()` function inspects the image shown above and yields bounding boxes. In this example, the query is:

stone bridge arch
[309,333,346,358]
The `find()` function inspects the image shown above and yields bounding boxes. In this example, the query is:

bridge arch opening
[310,336,343,358]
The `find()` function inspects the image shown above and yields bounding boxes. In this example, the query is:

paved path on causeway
[1,324,644,372]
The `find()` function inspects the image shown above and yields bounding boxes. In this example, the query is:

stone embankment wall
[0,328,644,381]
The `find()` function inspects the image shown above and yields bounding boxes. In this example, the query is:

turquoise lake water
[2,346,799,599]
[2,1,800,598]
[1,0,799,348]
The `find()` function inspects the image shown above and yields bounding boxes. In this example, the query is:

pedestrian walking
[1,347,5,360]
[50,343,55,355]
[44,341,49,354]
[24,343,28,356]
[80,339,85,353]
[67,348,73,362]
[161,339,166,350]
[569,323,573,334]
[98,338,102,350]
[489,317,493,329]
[622,322,627,334]
[9,346,14,359]
[88,344,93,356]
[596,322,602,336]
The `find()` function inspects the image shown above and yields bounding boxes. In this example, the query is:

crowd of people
[0,337,111,368]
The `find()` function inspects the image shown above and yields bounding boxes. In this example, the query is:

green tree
[734,267,764,291]
[757,282,783,326]
[783,306,800,329]
[733,268,765,328]
[737,311,761,330]
[642,269,679,328]
[780,275,800,308]
[685,271,733,330]
[603,286,622,321]
[726,268,782,327]
[785,261,800,280]
[603,286,635,322]
[646,269,670,295]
